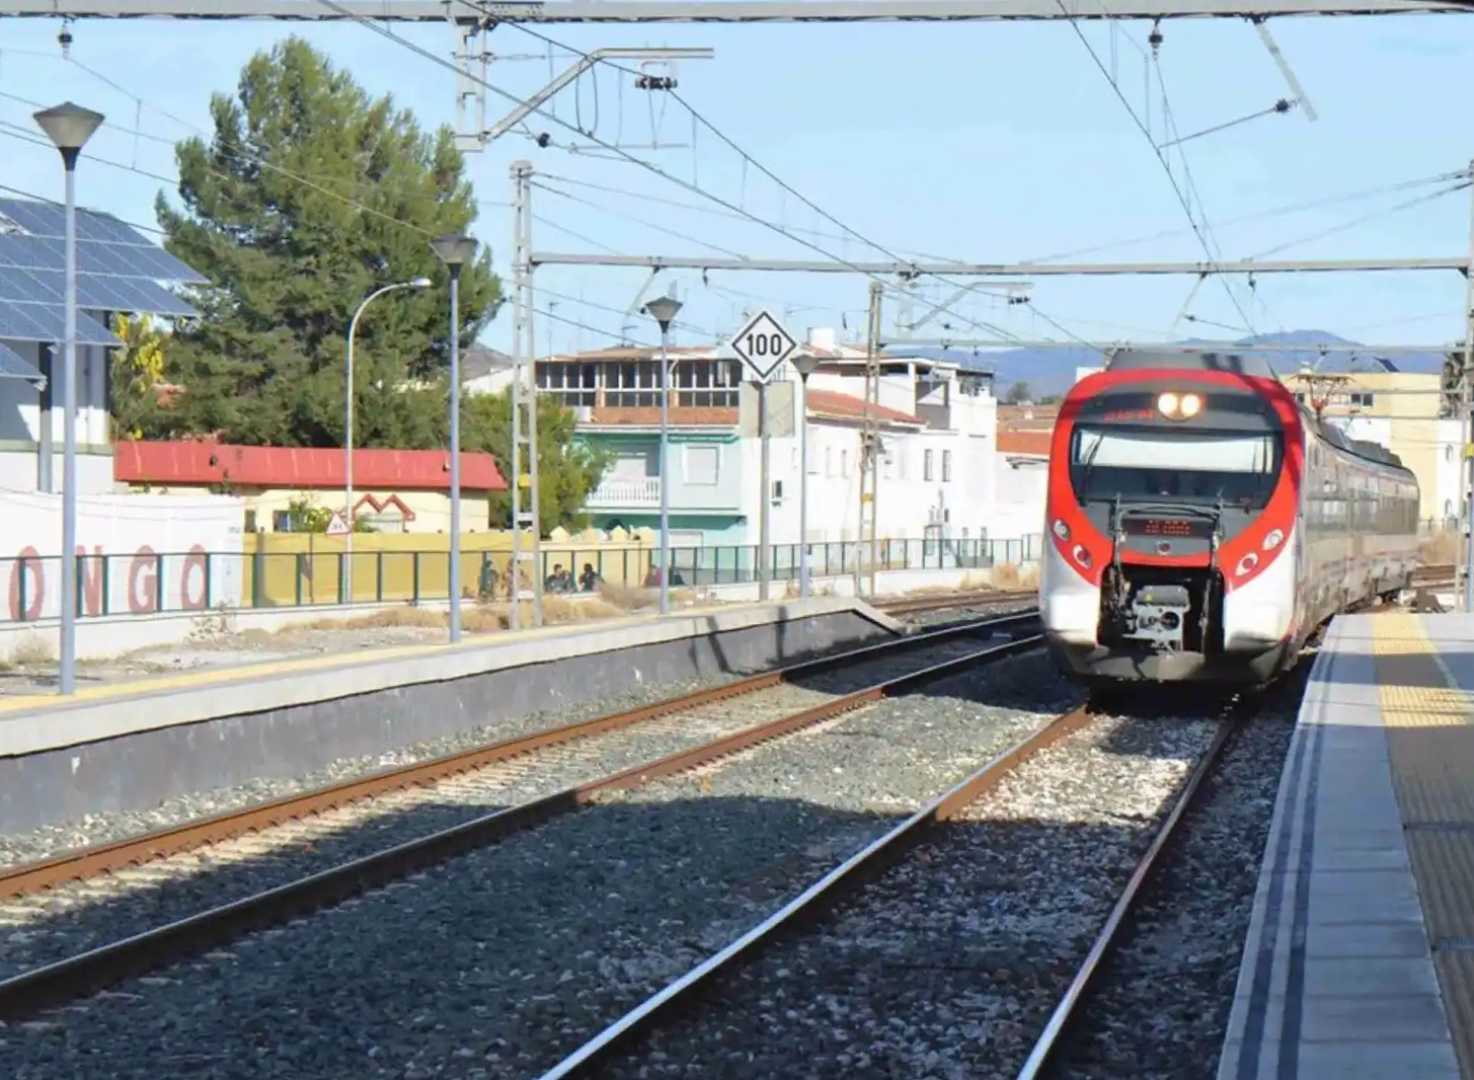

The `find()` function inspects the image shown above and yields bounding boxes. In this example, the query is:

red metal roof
[805,388,921,426]
[997,430,1052,457]
[114,440,506,492]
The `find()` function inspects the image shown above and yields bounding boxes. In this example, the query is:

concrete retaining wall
[0,598,898,835]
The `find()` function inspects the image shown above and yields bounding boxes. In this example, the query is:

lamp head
[33,101,104,157]
[792,354,821,379]
[430,234,479,269]
[409,277,433,288]
[643,295,682,331]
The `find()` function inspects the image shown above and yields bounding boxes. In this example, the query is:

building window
[272,510,292,532]
[244,509,257,532]
[825,447,833,476]
[942,449,952,482]
[840,449,849,478]
[686,444,720,485]
[1349,392,1375,408]
[924,448,934,481]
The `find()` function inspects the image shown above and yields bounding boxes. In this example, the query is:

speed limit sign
[730,309,799,382]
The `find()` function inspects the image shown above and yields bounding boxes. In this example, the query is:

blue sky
[0,12,1470,358]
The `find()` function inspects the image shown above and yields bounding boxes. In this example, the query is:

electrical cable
[533,179,751,260]
[1250,181,1471,260]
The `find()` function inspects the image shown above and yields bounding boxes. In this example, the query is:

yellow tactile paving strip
[1375,612,1474,1079]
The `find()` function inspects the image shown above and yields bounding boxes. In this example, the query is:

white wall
[993,456,1048,543]
[3,490,244,621]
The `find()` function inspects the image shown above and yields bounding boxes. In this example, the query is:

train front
[1039,353,1303,684]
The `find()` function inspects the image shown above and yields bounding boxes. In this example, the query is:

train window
[1070,426,1280,508]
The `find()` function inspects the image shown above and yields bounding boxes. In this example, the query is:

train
[1039,349,1420,685]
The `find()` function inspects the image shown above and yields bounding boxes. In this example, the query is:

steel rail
[538,702,1092,1080]
[0,609,1035,901]
[1014,712,1240,1079]
[0,629,1042,1019]
[875,588,1036,616]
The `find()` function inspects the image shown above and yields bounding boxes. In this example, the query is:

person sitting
[579,563,602,592]
[545,563,567,592]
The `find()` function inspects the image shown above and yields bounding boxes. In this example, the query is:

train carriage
[1039,349,1419,685]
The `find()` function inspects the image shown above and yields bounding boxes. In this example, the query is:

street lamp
[430,233,479,643]
[792,352,821,599]
[344,276,431,601]
[34,101,103,696]
[643,295,682,616]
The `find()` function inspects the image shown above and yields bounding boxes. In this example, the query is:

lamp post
[792,353,821,598]
[643,295,682,616]
[34,101,103,696]
[430,233,480,643]
[344,277,431,603]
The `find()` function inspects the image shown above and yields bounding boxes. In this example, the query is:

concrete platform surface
[1219,612,1474,1080]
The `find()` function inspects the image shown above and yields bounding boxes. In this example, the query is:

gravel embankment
[6,648,1075,1080]
[0,626,1031,983]
[1045,666,1305,1079]
[597,699,1228,1079]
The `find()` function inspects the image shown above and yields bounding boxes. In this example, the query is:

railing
[583,477,662,508]
[0,534,1043,625]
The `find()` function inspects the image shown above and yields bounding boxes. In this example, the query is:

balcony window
[943,449,952,482]
[924,448,934,481]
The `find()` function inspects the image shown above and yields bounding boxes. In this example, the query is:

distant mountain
[906,331,1452,400]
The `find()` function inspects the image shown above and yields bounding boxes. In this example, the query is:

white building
[515,329,1019,564]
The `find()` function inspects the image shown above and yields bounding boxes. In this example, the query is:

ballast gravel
[4,647,1074,1080]
[0,627,1024,981]
[598,702,1224,1079]
[1048,668,1304,1078]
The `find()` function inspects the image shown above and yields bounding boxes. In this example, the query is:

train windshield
[1070,426,1280,508]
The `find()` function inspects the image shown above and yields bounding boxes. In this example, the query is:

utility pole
[1462,157,1474,613]
[758,378,771,601]
[510,160,544,629]
[856,280,882,598]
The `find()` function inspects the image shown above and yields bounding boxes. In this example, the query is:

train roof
[1317,419,1412,474]
[1105,348,1281,379]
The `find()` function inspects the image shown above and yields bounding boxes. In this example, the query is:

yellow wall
[242,530,657,606]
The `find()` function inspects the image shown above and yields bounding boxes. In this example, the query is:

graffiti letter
[8,547,43,622]
[129,547,159,614]
[79,546,104,616]
[181,546,208,610]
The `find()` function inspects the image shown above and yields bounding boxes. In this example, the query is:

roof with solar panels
[0,198,204,386]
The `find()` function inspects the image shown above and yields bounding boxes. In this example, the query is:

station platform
[1220,612,1474,1079]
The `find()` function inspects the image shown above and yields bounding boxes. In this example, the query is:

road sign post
[730,310,799,602]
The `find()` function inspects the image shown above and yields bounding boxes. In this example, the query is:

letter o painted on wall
[129,547,159,614]
[181,546,208,610]
[8,547,43,622]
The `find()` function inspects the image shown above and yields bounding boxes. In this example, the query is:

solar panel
[0,198,207,285]
[0,301,121,347]
[0,341,44,385]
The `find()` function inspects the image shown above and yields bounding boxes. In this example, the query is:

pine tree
[155,37,500,448]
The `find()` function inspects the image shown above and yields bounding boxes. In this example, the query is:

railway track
[873,588,1035,617]
[0,610,1042,1019]
[537,697,1246,1079]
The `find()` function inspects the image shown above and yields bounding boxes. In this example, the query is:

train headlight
[1179,393,1203,418]
[1157,392,1181,418]
[1072,545,1093,569]
[1052,519,1071,541]
[1263,529,1285,551]
[1236,552,1260,577]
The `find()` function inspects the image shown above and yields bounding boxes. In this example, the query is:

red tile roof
[997,430,1052,457]
[114,441,506,492]
[805,388,921,426]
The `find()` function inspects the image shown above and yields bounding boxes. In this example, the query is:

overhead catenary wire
[1250,181,1472,259]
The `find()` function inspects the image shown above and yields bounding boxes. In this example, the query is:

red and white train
[1039,349,1420,685]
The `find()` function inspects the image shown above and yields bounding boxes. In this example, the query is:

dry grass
[992,563,1022,588]
[10,632,54,666]
[597,581,659,611]
[1421,529,1459,565]
[295,608,446,632]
